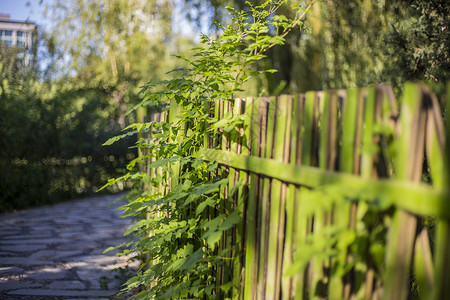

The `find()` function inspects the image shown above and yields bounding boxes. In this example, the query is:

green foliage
[382,0,450,85]
[102,1,310,297]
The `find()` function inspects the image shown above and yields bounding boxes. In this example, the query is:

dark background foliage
[188,0,449,95]
[0,43,135,212]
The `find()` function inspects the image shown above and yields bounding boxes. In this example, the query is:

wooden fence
[138,82,449,299]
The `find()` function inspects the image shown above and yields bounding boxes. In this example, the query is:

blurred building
[0,13,36,49]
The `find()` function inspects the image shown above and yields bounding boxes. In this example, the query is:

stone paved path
[0,194,138,299]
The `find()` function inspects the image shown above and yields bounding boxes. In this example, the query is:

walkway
[0,194,138,299]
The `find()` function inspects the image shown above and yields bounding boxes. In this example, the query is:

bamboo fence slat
[431,83,450,300]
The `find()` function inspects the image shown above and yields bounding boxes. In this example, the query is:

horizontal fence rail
[138,82,449,299]
[196,148,450,219]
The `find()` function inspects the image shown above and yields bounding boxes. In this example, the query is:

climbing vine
[100,1,314,298]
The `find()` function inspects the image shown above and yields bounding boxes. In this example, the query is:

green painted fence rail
[195,148,450,219]
[138,82,449,299]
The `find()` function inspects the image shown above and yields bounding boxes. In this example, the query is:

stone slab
[27,227,57,232]
[76,268,125,290]
[74,255,118,266]
[0,267,24,275]
[24,268,68,280]
[66,298,110,300]
[58,232,82,238]
[66,298,109,300]
[47,280,86,289]
[0,228,23,233]
[7,288,117,297]
[0,280,39,290]
[1,238,67,245]
[3,235,53,240]
[0,244,48,252]
[0,257,53,266]
[55,241,100,251]
[30,249,85,260]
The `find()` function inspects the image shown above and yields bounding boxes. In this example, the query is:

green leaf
[206,231,222,248]
[207,161,218,172]
[147,156,180,169]
[103,246,116,253]
[196,196,217,215]
[220,281,233,293]
[102,130,137,146]
[203,214,225,229]
[179,249,204,271]
[219,210,241,231]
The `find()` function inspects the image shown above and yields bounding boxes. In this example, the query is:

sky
[0,0,48,27]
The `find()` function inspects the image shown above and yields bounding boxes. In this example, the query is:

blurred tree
[295,0,449,92]
[0,40,55,210]
[382,0,449,86]
[44,0,174,127]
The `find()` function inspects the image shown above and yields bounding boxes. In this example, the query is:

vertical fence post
[233,97,253,299]
[243,96,262,299]
[432,83,450,300]
[383,83,424,300]
[136,106,148,179]
[292,91,316,299]
[282,93,298,299]
[256,97,271,299]
[359,86,377,299]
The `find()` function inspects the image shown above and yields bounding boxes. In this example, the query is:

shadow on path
[0,194,138,299]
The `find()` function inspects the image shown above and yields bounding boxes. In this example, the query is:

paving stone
[3,235,53,240]
[29,250,56,259]
[0,280,39,290]
[73,255,118,266]
[75,264,125,290]
[27,226,56,231]
[66,298,109,300]
[0,227,22,232]
[0,257,53,266]
[47,280,86,289]
[0,244,48,252]
[0,231,23,237]
[25,218,54,223]
[7,289,117,297]
[30,250,85,260]
[55,241,100,251]
[2,238,67,245]
[54,230,85,236]
[0,267,24,275]
[58,232,82,238]
[24,268,68,280]
[77,271,123,290]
